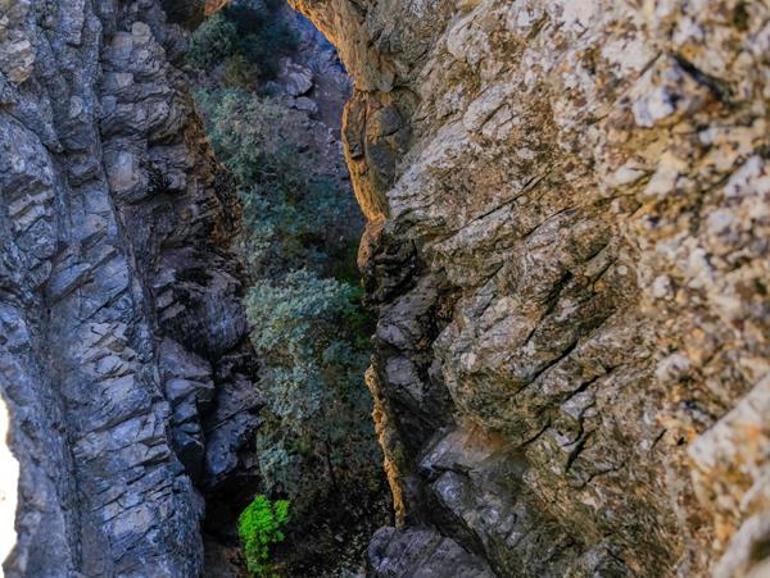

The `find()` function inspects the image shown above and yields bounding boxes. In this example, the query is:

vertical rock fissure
[183,2,393,575]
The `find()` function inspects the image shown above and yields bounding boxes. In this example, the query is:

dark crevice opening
[170,1,394,576]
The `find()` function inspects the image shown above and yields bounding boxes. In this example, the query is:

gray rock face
[277,57,314,96]
[288,0,770,576]
[0,1,260,576]
[367,527,495,578]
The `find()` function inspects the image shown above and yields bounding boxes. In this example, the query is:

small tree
[186,12,238,70]
[186,2,298,79]
[238,495,291,577]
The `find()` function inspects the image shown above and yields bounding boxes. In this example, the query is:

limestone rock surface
[4,0,770,576]
[288,0,770,576]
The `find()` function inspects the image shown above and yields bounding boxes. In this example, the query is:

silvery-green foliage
[186,13,238,70]
[244,268,377,510]
[255,442,298,498]
[194,83,381,532]
[247,269,357,355]
[197,89,359,278]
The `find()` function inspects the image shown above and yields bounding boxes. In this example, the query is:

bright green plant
[238,495,291,577]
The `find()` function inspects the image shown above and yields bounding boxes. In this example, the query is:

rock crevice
[3,0,770,577]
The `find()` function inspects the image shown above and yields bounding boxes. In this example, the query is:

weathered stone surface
[277,57,314,96]
[0,0,35,84]
[367,526,495,578]
[288,0,770,576]
[5,0,770,575]
[0,1,260,576]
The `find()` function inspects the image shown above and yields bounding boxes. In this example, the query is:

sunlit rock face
[205,0,230,15]
[0,1,260,576]
[290,0,770,576]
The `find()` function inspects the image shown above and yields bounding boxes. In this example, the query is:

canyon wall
[288,0,770,576]
[3,0,770,577]
[0,1,261,576]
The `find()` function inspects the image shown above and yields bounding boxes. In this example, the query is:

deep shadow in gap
[164,0,394,576]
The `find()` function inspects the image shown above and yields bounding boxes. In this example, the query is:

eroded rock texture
[289,0,770,576]
[0,1,260,576]
[5,0,770,576]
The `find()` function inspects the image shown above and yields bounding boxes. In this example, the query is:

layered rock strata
[0,1,260,576]
[4,0,770,577]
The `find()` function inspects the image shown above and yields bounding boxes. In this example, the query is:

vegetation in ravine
[187,0,298,82]
[190,4,388,572]
[195,83,385,575]
[238,495,290,577]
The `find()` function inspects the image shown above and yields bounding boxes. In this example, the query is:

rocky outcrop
[5,0,770,576]
[0,1,260,576]
[289,0,770,576]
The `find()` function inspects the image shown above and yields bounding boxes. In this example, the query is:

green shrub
[238,26,298,78]
[247,269,358,358]
[222,54,259,88]
[238,495,290,577]
[225,2,299,78]
[244,269,377,512]
[187,12,238,70]
[186,2,298,79]
[195,89,359,277]
[194,88,306,187]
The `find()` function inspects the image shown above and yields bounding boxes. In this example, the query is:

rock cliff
[0,1,260,576]
[3,0,770,577]
[287,0,770,576]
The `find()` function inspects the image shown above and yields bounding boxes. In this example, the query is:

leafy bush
[194,83,384,574]
[194,88,306,188]
[186,13,238,71]
[222,54,259,88]
[244,269,367,427]
[247,269,358,358]
[187,1,298,79]
[238,495,290,577]
[225,1,298,76]
[238,29,298,78]
[195,89,357,277]
[244,268,378,517]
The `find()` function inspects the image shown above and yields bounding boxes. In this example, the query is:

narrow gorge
[2,1,770,577]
